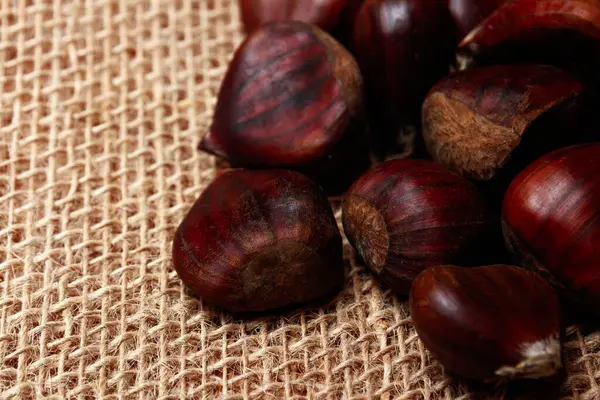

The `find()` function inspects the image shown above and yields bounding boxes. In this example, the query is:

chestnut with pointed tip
[461,0,600,49]
[342,159,491,294]
[503,143,600,313]
[201,21,369,194]
[239,0,347,33]
[459,0,600,88]
[422,64,597,185]
[172,169,343,313]
[352,0,457,155]
[410,265,563,381]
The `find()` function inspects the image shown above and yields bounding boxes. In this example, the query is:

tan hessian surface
[1,0,599,398]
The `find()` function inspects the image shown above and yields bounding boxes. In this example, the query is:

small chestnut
[503,143,600,313]
[410,265,562,381]
[201,21,369,194]
[422,64,597,186]
[239,0,347,34]
[352,0,457,155]
[172,169,343,313]
[342,159,490,294]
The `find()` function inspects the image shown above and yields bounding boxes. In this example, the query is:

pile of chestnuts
[174,0,600,394]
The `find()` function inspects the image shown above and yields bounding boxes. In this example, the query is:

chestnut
[201,21,370,194]
[352,0,457,156]
[239,0,347,34]
[172,169,343,313]
[342,159,491,294]
[447,0,506,37]
[459,0,600,88]
[422,64,597,190]
[502,143,600,313]
[410,265,562,381]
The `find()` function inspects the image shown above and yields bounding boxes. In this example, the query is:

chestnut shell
[422,64,596,186]
[459,0,600,89]
[342,159,490,294]
[173,169,343,312]
[239,0,347,33]
[352,0,457,155]
[201,21,369,193]
[503,143,600,313]
[410,265,562,381]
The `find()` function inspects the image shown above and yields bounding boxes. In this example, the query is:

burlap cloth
[1,0,599,398]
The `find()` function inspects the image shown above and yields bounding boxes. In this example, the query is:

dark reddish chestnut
[447,0,506,37]
[422,64,597,187]
[503,144,600,313]
[201,21,369,194]
[459,0,600,88]
[172,169,343,313]
[461,0,600,48]
[410,265,562,381]
[342,159,490,294]
[239,0,347,33]
[352,0,457,156]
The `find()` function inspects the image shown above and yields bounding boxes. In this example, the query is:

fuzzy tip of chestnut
[502,143,600,313]
[172,169,344,313]
[342,158,491,294]
[421,64,595,183]
[200,20,369,193]
[410,265,562,381]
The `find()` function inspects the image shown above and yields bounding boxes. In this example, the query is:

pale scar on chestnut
[342,194,389,273]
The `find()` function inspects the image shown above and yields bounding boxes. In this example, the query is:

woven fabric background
[1,0,599,398]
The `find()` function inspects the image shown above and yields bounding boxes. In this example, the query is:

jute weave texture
[1,0,599,398]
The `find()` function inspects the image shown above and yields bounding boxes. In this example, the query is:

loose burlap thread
[0,0,599,398]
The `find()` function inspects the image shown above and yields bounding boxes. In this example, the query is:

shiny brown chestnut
[172,169,343,313]
[503,143,600,313]
[352,0,457,156]
[459,0,600,88]
[201,21,369,194]
[446,0,506,37]
[342,159,490,294]
[239,0,347,33]
[422,64,597,186]
[410,265,562,381]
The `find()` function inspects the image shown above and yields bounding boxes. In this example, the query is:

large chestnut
[410,265,562,381]
[201,21,369,194]
[422,64,597,187]
[342,159,490,294]
[352,0,457,155]
[459,0,600,88]
[503,143,600,313]
[239,0,347,33]
[172,169,343,313]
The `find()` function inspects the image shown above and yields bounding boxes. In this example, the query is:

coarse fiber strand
[0,0,599,399]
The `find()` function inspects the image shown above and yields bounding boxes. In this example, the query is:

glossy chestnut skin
[461,0,600,48]
[239,0,346,33]
[172,169,343,313]
[410,265,562,381]
[352,0,457,156]
[422,64,597,192]
[459,0,600,88]
[342,159,490,294]
[503,144,600,313]
[447,0,506,37]
[201,21,369,194]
